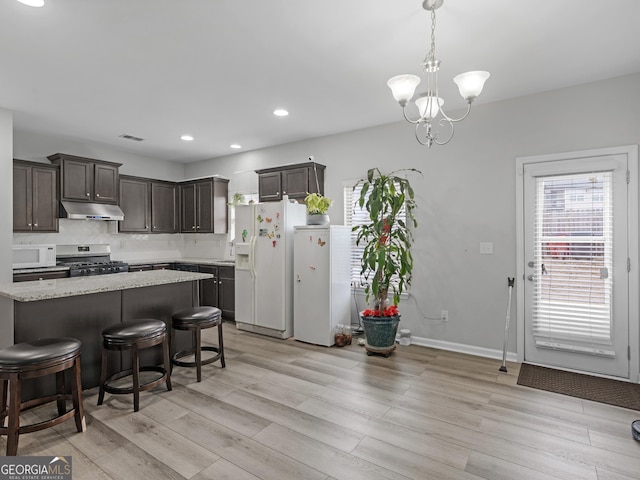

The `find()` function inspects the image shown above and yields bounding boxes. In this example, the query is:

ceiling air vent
[118,134,144,142]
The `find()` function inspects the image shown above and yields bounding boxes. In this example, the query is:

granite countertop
[0,270,213,302]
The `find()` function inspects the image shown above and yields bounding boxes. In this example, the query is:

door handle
[528,261,535,268]
[527,275,534,281]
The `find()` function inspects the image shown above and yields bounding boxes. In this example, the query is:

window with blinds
[344,182,407,288]
[532,171,614,351]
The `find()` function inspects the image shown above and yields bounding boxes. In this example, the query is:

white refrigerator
[293,225,351,346]
[235,199,306,338]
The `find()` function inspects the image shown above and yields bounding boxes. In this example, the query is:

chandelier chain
[424,8,437,67]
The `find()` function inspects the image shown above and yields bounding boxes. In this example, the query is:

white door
[294,226,332,345]
[521,151,634,378]
[254,202,287,331]
[235,205,256,326]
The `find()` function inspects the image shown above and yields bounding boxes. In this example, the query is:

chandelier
[387,0,489,147]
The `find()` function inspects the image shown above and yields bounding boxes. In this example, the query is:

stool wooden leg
[194,328,202,382]
[163,335,172,392]
[6,376,21,456]
[56,370,66,415]
[71,357,86,432]
[169,327,175,374]
[218,322,226,368]
[0,379,7,427]
[132,345,140,412]
[97,346,108,406]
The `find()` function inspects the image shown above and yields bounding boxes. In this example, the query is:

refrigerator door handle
[249,235,257,279]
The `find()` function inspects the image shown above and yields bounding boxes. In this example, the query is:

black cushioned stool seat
[0,337,86,456]
[171,306,225,382]
[98,319,171,412]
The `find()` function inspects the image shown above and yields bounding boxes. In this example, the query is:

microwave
[12,244,57,269]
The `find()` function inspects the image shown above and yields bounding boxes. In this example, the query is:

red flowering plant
[361,305,399,318]
[352,168,420,317]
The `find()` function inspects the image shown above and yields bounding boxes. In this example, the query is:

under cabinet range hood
[60,201,125,221]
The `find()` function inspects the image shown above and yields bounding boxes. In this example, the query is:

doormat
[517,363,640,411]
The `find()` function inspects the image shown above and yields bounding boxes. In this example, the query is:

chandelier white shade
[387,75,421,106]
[415,95,443,120]
[453,71,490,101]
[387,0,489,147]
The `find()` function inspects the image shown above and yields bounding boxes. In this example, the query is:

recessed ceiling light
[17,0,44,6]
[180,135,194,141]
[230,144,242,149]
[273,109,289,117]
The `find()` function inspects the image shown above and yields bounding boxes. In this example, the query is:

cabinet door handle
[27,223,32,227]
[96,193,100,197]
[86,192,90,197]
[34,223,38,227]
[192,225,196,230]
[283,190,286,194]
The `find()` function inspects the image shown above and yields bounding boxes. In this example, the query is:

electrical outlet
[441,310,448,322]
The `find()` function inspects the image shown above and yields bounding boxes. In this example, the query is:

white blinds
[532,171,614,348]
[344,183,370,287]
[344,182,406,288]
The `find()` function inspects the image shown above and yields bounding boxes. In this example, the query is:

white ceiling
[1,0,640,163]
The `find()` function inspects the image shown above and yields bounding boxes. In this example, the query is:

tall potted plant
[353,167,420,356]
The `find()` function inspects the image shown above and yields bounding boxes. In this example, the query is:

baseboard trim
[397,334,518,363]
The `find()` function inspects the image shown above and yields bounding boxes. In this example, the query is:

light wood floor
[3,322,640,479]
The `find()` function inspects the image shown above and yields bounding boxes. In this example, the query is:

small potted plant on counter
[304,192,333,225]
[353,167,420,356]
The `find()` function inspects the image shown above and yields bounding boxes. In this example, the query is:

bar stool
[0,337,86,456]
[98,319,172,412]
[171,306,225,382]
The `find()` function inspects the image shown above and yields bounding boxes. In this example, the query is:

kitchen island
[0,270,213,394]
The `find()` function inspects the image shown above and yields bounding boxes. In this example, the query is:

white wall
[184,73,640,356]
[0,107,14,347]
[13,130,186,181]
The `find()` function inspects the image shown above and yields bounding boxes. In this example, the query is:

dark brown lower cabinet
[218,266,235,320]
[199,265,235,320]
[199,265,219,309]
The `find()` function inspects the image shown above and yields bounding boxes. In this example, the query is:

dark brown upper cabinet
[119,176,150,233]
[13,160,59,232]
[256,162,325,202]
[48,153,121,204]
[118,177,178,234]
[151,181,178,233]
[180,178,228,233]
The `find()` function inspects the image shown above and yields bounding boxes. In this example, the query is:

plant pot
[360,314,400,357]
[307,213,330,225]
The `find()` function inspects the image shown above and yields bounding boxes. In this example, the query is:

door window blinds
[532,171,614,349]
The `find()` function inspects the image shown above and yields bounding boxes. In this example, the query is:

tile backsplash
[13,219,231,262]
